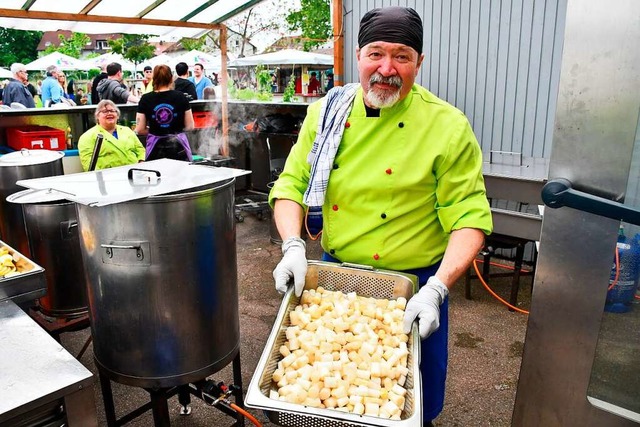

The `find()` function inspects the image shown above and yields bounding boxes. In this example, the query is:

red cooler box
[6,125,66,151]
[193,111,218,129]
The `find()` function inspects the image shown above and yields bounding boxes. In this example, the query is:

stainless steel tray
[246,261,422,427]
[0,241,46,304]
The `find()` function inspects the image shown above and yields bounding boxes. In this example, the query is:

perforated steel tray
[246,261,422,427]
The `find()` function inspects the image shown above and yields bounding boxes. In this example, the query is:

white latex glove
[403,276,449,339]
[273,237,307,297]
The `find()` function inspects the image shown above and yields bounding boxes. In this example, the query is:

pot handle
[60,220,78,240]
[128,167,161,186]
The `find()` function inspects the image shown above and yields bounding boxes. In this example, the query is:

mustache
[369,73,403,88]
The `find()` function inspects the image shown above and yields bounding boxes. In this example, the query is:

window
[96,40,109,50]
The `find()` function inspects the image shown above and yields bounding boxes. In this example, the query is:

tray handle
[339,262,375,271]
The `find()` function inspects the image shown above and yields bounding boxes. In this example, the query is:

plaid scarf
[303,83,359,207]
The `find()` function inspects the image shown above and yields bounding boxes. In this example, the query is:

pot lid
[0,149,64,166]
[7,188,69,204]
[16,158,250,207]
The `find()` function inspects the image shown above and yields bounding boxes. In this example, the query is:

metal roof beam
[21,0,36,10]
[79,0,103,15]
[137,1,167,19]
[181,0,219,22]
[213,0,263,24]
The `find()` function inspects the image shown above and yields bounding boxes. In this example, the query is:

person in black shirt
[91,65,108,105]
[135,64,194,161]
[173,62,197,101]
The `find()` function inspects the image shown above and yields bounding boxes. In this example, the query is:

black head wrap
[358,7,423,55]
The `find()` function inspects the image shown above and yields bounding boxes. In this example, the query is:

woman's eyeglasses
[99,109,118,115]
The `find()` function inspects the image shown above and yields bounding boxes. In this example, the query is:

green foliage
[256,65,273,101]
[286,0,331,51]
[180,36,207,52]
[283,74,296,102]
[0,28,43,66]
[108,35,155,65]
[44,32,90,58]
[236,88,257,100]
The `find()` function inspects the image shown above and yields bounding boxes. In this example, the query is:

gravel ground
[59,214,532,426]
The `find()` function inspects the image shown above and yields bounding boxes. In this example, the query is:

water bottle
[605,226,640,313]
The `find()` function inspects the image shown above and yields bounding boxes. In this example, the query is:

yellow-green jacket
[78,125,145,171]
[269,85,493,270]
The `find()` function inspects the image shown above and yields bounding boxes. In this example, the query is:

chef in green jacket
[269,7,493,425]
[78,100,145,171]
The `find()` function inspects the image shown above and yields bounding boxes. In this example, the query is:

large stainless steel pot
[0,150,64,257]
[76,178,239,389]
[7,189,88,318]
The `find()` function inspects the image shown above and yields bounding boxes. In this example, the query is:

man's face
[356,41,423,109]
[16,69,28,84]
[194,66,203,77]
[144,69,152,80]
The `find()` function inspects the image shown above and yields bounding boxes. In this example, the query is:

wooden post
[332,0,344,87]
[220,25,229,157]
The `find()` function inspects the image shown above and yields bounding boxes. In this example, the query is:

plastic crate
[193,111,218,129]
[6,125,66,151]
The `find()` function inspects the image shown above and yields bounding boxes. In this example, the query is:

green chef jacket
[78,124,146,171]
[269,84,493,270]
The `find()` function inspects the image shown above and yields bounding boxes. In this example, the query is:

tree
[108,34,155,66]
[180,36,207,52]
[0,28,43,66]
[44,32,90,58]
[221,0,297,56]
[286,0,331,51]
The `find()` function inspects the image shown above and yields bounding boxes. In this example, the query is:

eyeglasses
[99,109,118,115]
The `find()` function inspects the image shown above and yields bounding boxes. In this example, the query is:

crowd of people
[0,61,219,110]
[0,60,219,171]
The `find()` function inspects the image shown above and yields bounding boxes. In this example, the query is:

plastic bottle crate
[6,125,66,151]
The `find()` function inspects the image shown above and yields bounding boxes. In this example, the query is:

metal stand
[99,351,245,427]
[28,305,90,342]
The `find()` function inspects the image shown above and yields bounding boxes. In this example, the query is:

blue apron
[322,253,447,423]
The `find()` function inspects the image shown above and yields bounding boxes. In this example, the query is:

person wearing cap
[2,63,35,108]
[268,6,492,425]
[142,65,154,93]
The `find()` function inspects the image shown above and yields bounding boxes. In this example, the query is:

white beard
[364,87,401,109]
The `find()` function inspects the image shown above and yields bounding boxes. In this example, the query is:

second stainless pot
[8,189,88,318]
[0,150,64,257]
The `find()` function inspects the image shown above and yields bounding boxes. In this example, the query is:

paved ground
[60,213,532,426]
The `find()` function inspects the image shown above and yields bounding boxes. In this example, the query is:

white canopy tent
[25,51,96,71]
[229,49,333,95]
[228,49,333,67]
[83,53,137,72]
[139,54,179,73]
[173,50,234,73]
[0,68,13,79]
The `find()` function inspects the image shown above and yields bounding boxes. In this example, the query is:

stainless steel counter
[483,156,549,242]
[0,300,97,426]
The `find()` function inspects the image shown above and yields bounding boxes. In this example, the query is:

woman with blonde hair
[135,64,194,161]
[77,99,145,171]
